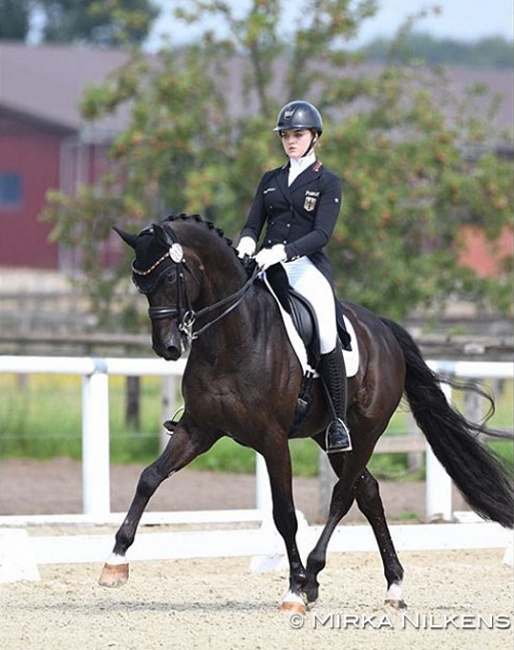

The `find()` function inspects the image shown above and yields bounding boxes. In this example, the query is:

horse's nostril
[167,346,181,361]
[151,342,178,361]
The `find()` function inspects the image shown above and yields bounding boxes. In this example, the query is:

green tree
[0,0,31,40]
[361,32,513,69]
[40,0,159,46]
[0,0,159,46]
[43,0,513,328]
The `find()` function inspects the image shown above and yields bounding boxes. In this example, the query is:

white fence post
[425,379,453,522]
[81,360,110,516]
[255,453,272,512]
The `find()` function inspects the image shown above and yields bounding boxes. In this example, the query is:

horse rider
[236,100,352,453]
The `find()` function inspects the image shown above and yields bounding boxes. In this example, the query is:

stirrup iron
[325,418,352,454]
[163,404,185,433]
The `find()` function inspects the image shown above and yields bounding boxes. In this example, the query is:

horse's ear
[153,223,175,247]
[113,225,138,249]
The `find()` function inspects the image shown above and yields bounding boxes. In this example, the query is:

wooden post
[464,380,484,430]
[160,375,177,452]
[406,409,423,472]
[125,375,140,428]
[318,448,336,521]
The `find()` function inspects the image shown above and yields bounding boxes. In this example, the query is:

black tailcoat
[240,160,342,285]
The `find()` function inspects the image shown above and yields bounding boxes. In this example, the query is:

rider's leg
[318,344,352,453]
[283,259,351,453]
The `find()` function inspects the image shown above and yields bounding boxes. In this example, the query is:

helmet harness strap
[302,131,318,157]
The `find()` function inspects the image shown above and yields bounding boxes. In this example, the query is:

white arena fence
[0,356,513,581]
[0,356,512,526]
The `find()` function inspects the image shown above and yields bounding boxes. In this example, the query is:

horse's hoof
[280,590,307,616]
[98,563,129,588]
[280,600,307,616]
[385,598,407,610]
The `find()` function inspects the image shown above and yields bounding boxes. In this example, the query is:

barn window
[0,172,23,209]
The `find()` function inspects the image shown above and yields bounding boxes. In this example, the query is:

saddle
[265,264,352,370]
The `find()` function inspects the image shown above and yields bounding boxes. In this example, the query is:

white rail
[0,356,186,520]
[0,356,512,524]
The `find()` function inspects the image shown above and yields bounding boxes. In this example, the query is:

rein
[185,265,259,340]
[133,238,259,342]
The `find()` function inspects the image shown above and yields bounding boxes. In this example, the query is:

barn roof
[0,41,512,140]
[0,41,130,137]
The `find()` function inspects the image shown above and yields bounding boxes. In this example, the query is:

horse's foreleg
[263,447,307,614]
[99,422,217,587]
[98,447,174,587]
[355,469,406,608]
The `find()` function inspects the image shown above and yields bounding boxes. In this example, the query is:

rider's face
[279,129,315,159]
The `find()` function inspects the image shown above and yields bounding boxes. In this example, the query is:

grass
[0,374,163,462]
[0,373,512,478]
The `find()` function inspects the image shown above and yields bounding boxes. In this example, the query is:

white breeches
[282,257,337,354]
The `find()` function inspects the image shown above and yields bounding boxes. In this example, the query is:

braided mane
[161,213,234,251]
[129,212,240,294]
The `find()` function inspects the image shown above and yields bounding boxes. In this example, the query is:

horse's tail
[381,316,514,528]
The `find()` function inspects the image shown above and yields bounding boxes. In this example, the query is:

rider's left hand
[255,244,287,270]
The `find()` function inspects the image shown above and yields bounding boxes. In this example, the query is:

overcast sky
[147,0,514,50]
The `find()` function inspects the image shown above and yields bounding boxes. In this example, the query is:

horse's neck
[199,254,247,306]
[192,278,274,359]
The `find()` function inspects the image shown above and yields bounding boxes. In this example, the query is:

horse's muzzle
[152,324,184,361]
[154,343,182,361]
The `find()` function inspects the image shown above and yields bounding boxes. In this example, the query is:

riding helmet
[273,100,323,135]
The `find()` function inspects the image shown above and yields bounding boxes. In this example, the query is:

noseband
[131,227,258,342]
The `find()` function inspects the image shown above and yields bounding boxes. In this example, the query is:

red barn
[0,42,128,269]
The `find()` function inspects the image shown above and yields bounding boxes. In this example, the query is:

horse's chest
[185,372,266,418]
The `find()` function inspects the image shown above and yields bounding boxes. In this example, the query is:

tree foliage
[0,0,159,45]
[0,0,31,40]
[361,32,513,69]
[42,0,513,328]
[40,0,159,46]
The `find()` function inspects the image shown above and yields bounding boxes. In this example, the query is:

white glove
[255,244,287,270]
[236,236,256,258]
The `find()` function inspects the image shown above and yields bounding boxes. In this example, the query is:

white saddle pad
[263,275,360,378]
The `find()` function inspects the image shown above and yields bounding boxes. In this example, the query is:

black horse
[99,213,513,613]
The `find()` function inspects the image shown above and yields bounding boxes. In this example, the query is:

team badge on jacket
[304,190,319,212]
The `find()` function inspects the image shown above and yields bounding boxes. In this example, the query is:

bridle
[131,227,258,343]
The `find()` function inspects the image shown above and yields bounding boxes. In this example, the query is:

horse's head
[115,217,205,360]
[115,214,248,361]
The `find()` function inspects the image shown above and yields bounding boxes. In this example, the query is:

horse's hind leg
[355,469,406,608]
[99,419,218,587]
[303,463,358,607]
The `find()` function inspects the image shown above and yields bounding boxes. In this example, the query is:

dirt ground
[0,460,513,649]
[1,550,512,650]
[0,457,468,523]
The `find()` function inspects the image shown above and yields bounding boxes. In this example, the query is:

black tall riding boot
[318,346,352,453]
